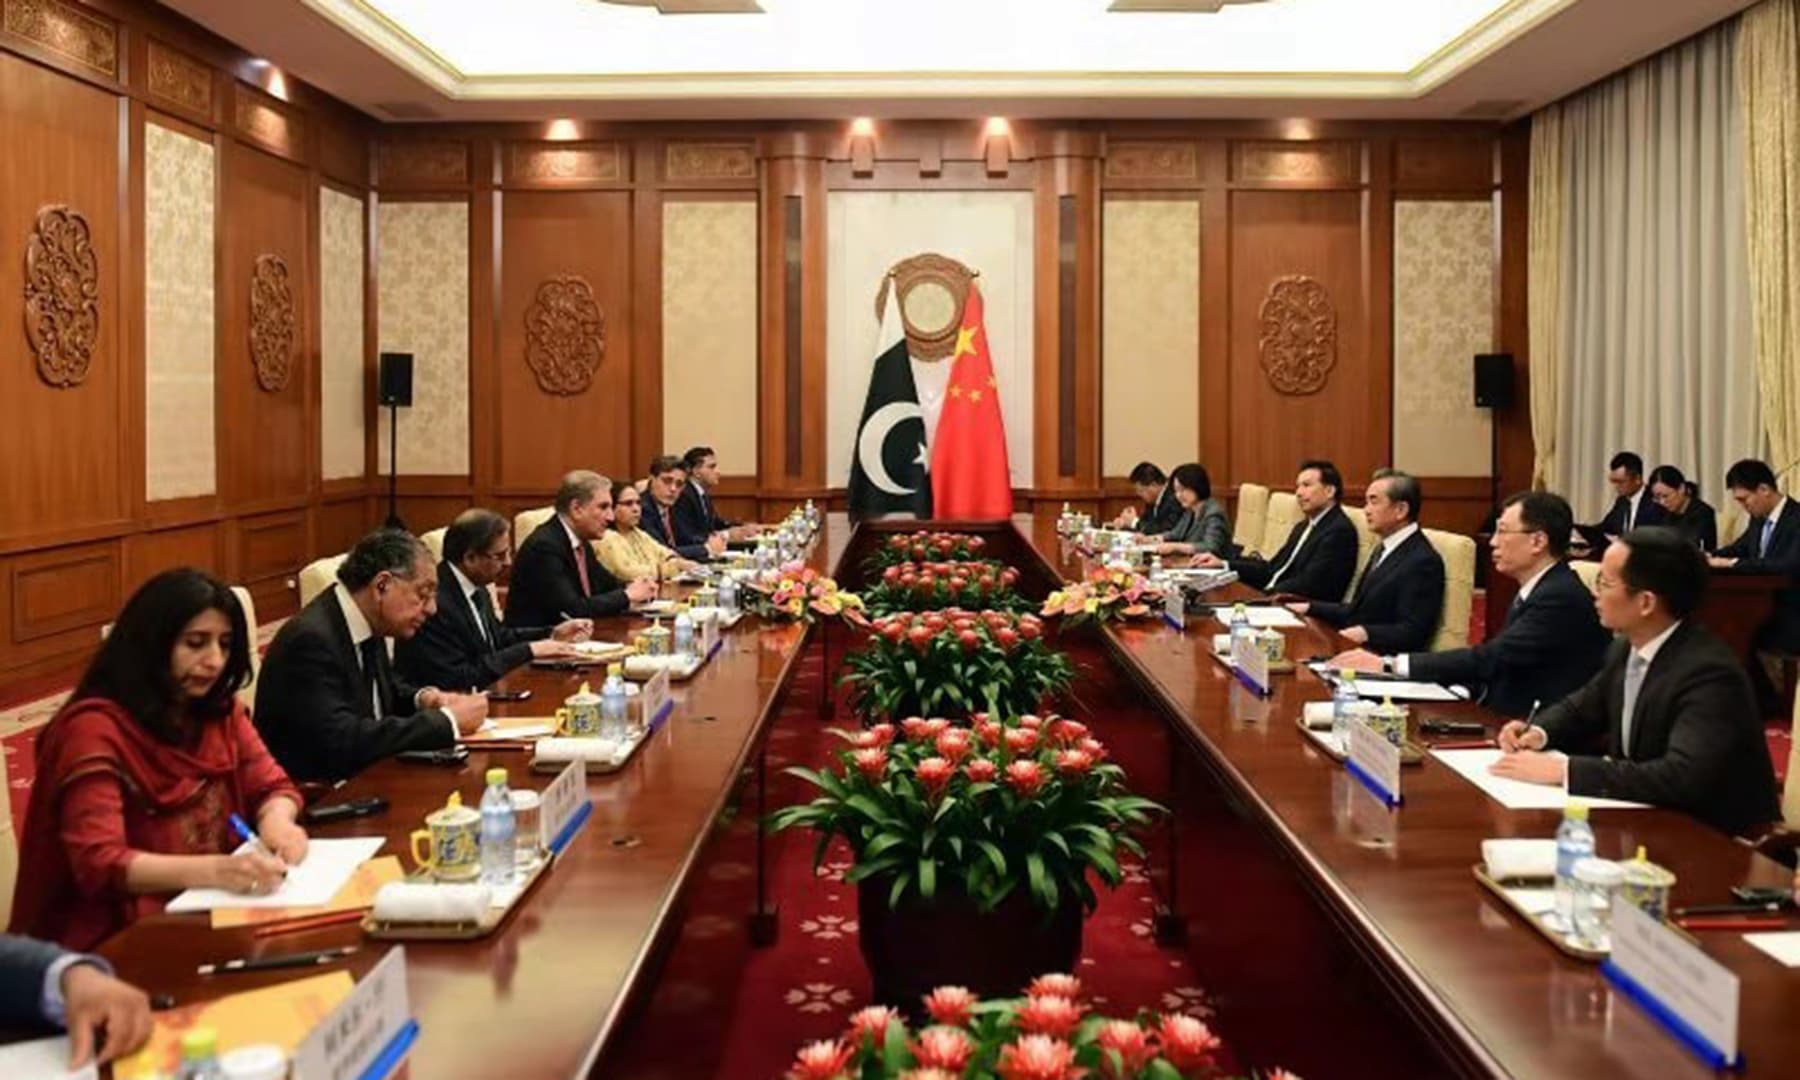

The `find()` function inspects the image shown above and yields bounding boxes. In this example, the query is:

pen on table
[228,813,283,871]
[1674,901,1788,917]
[1428,739,1496,750]
[198,946,359,976]
[251,909,367,938]
[1673,915,1788,932]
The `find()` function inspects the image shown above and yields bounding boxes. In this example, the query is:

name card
[293,948,416,1080]
[1229,630,1270,696]
[1162,586,1186,630]
[538,760,591,857]
[1603,900,1742,1068]
[1345,717,1402,808]
[642,667,674,731]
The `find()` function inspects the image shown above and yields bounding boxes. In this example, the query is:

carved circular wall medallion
[525,275,605,395]
[875,253,976,362]
[1257,275,1337,396]
[249,254,297,392]
[24,205,100,388]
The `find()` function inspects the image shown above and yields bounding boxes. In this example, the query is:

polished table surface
[1017,516,1798,1078]
[92,518,852,1080]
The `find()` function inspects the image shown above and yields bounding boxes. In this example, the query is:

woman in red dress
[9,569,310,950]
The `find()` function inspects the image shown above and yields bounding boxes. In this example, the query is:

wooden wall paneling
[1198,141,1232,485]
[1412,476,1495,538]
[1365,137,1395,473]
[233,508,306,616]
[141,36,216,128]
[0,0,120,91]
[631,141,664,473]
[503,139,628,189]
[124,521,222,593]
[662,139,758,188]
[494,189,635,491]
[1495,121,1533,501]
[756,143,827,494]
[220,141,310,510]
[1392,137,1497,195]
[377,137,472,193]
[1031,135,1100,497]
[315,494,373,559]
[1231,140,1361,187]
[231,80,305,165]
[468,138,499,503]
[8,540,120,645]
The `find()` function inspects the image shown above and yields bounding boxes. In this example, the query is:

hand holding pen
[1496,700,1545,753]
[217,813,291,896]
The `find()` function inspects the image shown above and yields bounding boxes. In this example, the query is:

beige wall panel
[320,187,366,480]
[377,201,470,476]
[1393,200,1494,477]
[1101,198,1200,476]
[662,201,758,472]
[144,121,216,501]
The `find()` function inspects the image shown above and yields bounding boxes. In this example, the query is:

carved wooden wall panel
[1231,140,1360,185]
[249,254,296,392]
[23,205,99,388]
[1257,275,1336,395]
[379,140,470,188]
[524,275,605,395]
[664,141,757,182]
[234,83,304,161]
[146,38,212,115]
[1,0,117,78]
[506,142,625,186]
[1104,141,1200,182]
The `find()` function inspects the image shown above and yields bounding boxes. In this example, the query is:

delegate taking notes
[166,837,386,913]
[1430,748,1648,810]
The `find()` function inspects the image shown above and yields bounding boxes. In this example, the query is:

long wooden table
[1013,516,1799,1079]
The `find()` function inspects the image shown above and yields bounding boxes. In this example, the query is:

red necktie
[575,544,592,596]
[662,506,675,544]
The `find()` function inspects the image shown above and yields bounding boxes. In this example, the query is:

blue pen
[228,813,280,867]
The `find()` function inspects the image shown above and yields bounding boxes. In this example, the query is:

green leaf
[1025,851,1048,908]
[845,794,898,827]
[976,839,1009,878]
[1144,1060,1185,1080]
[844,854,904,883]
[888,871,909,909]
[861,832,907,861]
[919,856,937,901]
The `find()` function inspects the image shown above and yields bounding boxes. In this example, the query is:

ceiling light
[850,117,875,137]
[546,118,581,140]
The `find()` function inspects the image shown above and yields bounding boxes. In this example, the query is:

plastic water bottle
[1552,802,1596,934]
[672,604,696,659]
[1148,553,1166,589]
[1331,668,1361,746]
[600,663,630,740]
[479,767,515,886]
[718,573,739,616]
[1227,603,1251,648]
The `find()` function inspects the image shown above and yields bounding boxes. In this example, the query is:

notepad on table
[210,855,404,929]
[166,836,386,913]
[1430,748,1647,810]
[0,1036,94,1080]
[1743,932,1800,967]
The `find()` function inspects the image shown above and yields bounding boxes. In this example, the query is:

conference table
[75,514,1800,1079]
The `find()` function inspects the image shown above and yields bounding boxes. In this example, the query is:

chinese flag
[930,284,1013,519]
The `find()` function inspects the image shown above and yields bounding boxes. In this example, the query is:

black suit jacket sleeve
[1231,508,1357,601]
[1405,567,1593,710]
[1533,641,1622,752]
[1717,500,1799,573]
[505,526,630,628]
[1357,553,1445,655]
[0,933,65,1027]
[394,584,544,691]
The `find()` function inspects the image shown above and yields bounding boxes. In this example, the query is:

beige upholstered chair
[1569,559,1602,596]
[1341,507,1379,602]
[1260,493,1303,561]
[1233,483,1270,556]
[298,554,348,609]
[513,506,556,553]
[1784,686,1800,828]
[1424,529,1477,652]
[231,585,260,708]
[1718,508,1748,550]
[420,527,448,562]
[0,737,16,928]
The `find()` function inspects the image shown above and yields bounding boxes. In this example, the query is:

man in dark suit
[256,529,488,782]
[1711,457,1800,653]
[675,446,761,543]
[1332,491,1610,716]
[395,509,593,691]
[1114,461,1184,536]
[0,933,152,1068]
[1289,469,1445,654]
[642,454,727,562]
[1492,528,1779,836]
[506,470,657,630]
[1194,459,1358,602]
[1596,450,1669,537]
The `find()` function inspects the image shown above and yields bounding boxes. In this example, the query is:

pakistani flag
[847,300,932,521]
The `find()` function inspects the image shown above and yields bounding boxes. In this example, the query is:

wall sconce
[983,117,1012,177]
[849,117,876,177]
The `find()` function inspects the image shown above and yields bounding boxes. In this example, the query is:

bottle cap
[485,767,507,786]
[577,680,591,695]
[446,791,463,810]
[180,1026,219,1060]
[1565,801,1589,821]
[608,662,624,678]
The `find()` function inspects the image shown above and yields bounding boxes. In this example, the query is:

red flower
[901,716,932,741]
[847,1005,902,1045]
[867,723,897,746]
[1077,736,1109,762]
[934,729,973,763]
[1054,749,1094,778]
[957,629,981,653]
[1014,994,1083,1038]
[900,1070,959,1080]
[882,621,908,644]
[921,717,951,739]
[915,756,955,799]
[1094,1020,1155,1077]
[923,613,948,632]
[1018,714,1045,730]
[1156,1015,1221,1070]
[975,719,1004,748]
[908,625,934,652]
[1005,759,1046,798]
[851,730,884,750]
[969,536,986,550]
[994,626,1020,650]
[1005,727,1041,755]
[883,565,902,584]
[786,1039,854,1080]
[1048,719,1089,746]
[852,748,888,780]
[964,758,998,783]
[922,984,977,1026]
[1026,973,1083,1000]
[910,1026,976,1071]
[1018,619,1042,641]
[995,1034,1080,1080]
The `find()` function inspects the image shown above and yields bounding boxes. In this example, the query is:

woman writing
[1647,464,1718,551]
[9,570,308,950]
[1154,463,1232,558]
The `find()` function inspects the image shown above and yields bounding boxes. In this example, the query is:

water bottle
[1227,602,1251,646]
[1148,553,1165,588]
[1330,667,1361,747]
[177,1027,223,1080]
[479,767,516,886]
[672,603,696,659]
[1060,502,1073,532]
[1552,802,1596,934]
[718,572,739,616]
[601,663,630,740]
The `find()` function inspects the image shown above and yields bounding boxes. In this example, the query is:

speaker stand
[384,402,405,530]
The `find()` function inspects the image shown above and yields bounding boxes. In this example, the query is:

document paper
[0,1037,94,1080]
[166,836,386,912]
[1429,748,1648,810]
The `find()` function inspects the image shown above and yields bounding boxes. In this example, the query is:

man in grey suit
[1,933,153,1067]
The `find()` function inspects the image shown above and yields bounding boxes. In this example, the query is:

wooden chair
[420,527,448,562]
[1233,483,1270,557]
[512,507,556,554]
[297,554,348,609]
[1260,492,1303,562]
[1569,559,1602,596]
[1424,529,1477,651]
[1341,506,1379,602]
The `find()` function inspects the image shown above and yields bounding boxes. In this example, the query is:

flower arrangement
[783,974,1297,1080]
[839,609,1073,719]
[866,530,991,570]
[744,561,865,623]
[861,559,1032,616]
[1041,568,1164,627]
[771,712,1158,915]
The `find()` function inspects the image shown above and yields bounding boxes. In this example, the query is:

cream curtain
[1539,19,1760,522]
[1739,0,1800,493]
[1528,104,1564,489]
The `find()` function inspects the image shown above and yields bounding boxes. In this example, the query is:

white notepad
[1743,932,1800,968]
[165,836,386,913]
[1235,607,1305,629]
[1429,748,1647,811]
[0,1036,94,1080]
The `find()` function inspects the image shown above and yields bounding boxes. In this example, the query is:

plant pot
[857,879,1083,1015]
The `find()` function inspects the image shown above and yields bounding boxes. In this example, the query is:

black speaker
[378,351,414,407]
[1474,353,1514,409]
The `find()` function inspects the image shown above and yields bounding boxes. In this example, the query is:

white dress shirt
[1624,487,1646,531]
[39,953,109,1025]
[448,563,490,645]
[333,584,457,733]
[1268,508,1326,589]
[1378,522,1420,561]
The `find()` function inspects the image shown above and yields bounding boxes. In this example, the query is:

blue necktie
[1761,517,1776,557]
[1619,652,1649,756]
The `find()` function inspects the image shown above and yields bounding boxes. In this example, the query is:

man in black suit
[1595,451,1669,537]
[256,529,488,782]
[1194,459,1358,602]
[676,446,761,543]
[1114,461,1184,536]
[0,933,152,1068]
[1288,469,1445,654]
[642,454,727,562]
[1332,491,1610,716]
[506,470,657,630]
[1711,457,1800,653]
[395,509,593,691]
[1492,528,1779,836]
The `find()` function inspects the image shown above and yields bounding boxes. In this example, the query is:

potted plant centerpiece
[839,609,1072,720]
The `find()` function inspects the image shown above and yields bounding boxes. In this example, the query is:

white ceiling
[159,0,1756,122]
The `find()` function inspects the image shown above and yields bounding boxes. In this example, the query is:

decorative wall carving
[2,0,118,77]
[379,141,470,187]
[146,40,212,114]
[507,142,625,184]
[1105,141,1199,181]
[525,276,605,395]
[24,205,100,389]
[1233,141,1359,185]
[235,87,302,159]
[249,254,297,392]
[665,142,757,181]
[875,253,976,361]
[1257,275,1336,395]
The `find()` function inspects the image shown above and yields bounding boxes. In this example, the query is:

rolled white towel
[533,737,627,765]
[1482,838,1558,881]
[1301,701,1336,730]
[371,882,490,924]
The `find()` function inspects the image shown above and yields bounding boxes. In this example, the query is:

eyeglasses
[1492,525,1544,537]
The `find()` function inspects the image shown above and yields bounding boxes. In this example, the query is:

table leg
[749,740,780,946]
